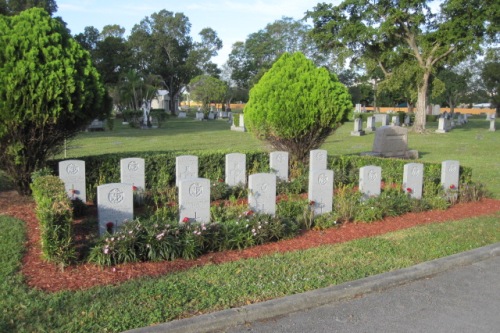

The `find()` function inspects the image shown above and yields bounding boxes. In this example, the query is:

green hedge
[30,175,75,265]
[49,151,473,204]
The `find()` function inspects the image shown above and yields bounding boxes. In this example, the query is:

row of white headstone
[58,153,460,235]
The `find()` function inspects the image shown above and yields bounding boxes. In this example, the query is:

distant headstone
[366,116,376,132]
[391,115,400,126]
[195,112,204,120]
[177,111,187,118]
[179,178,210,223]
[176,155,198,186]
[359,165,381,199]
[308,169,334,216]
[379,113,389,125]
[225,153,246,186]
[441,160,460,192]
[404,115,411,126]
[230,113,246,132]
[310,149,328,171]
[208,112,215,120]
[120,158,145,190]
[433,105,441,115]
[355,103,362,113]
[270,151,289,181]
[403,163,424,199]
[248,173,276,216]
[351,118,366,136]
[59,159,86,202]
[97,183,133,235]
[435,118,449,133]
[489,119,496,132]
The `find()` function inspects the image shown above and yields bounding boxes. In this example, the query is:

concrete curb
[124,242,500,333]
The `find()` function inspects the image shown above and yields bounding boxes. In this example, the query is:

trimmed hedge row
[30,175,75,265]
[48,150,473,204]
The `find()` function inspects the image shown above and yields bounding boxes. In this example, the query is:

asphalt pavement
[124,242,500,333]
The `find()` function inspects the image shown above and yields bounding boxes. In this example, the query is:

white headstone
[225,153,246,186]
[359,165,381,199]
[308,169,334,216]
[489,119,496,131]
[403,163,424,199]
[248,173,276,216]
[270,151,289,181]
[195,112,204,120]
[441,160,460,192]
[179,178,210,223]
[97,183,133,235]
[239,113,245,128]
[310,149,328,172]
[433,105,441,115]
[366,116,376,132]
[177,111,187,118]
[176,155,198,186]
[208,112,215,120]
[59,159,86,202]
[355,103,362,112]
[435,117,448,133]
[120,158,145,191]
[391,115,400,126]
[351,118,366,136]
[404,115,411,126]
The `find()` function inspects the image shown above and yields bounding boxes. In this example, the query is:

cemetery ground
[1,115,500,332]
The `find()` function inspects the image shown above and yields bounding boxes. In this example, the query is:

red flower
[70,189,76,194]
[244,210,254,216]
[182,217,190,223]
[106,222,114,228]
[450,184,456,190]
[309,200,316,206]
[406,188,413,193]
[132,185,138,191]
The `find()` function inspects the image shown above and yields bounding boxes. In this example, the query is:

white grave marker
[97,183,133,235]
[441,160,460,192]
[248,173,276,216]
[310,149,328,172]
[225,153,246,186]
[403,163,424,199]
[270,151,289,181]
[176,155,198,186]
[120,158,145,190]
[179,178,210,223]
[59,159,86,202]
[359,165,381,199]
[308,169,334,216]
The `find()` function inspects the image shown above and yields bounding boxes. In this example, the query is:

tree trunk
[414,72,430,133]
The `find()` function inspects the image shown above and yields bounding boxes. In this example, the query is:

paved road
[225,253,500,333]
[125,243,500,333]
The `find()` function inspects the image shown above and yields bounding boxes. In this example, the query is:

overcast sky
[57,0,329,66]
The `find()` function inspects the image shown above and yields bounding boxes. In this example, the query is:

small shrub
[334,185,362,222]
[353,198,384,222]
[458,182,490,203]
[313,212,340,230]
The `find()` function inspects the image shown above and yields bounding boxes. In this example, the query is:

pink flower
[182,217,190,223]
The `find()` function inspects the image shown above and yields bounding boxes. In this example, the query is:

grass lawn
[1,212,500,332]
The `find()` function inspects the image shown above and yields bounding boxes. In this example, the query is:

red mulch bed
[1,190,500,293]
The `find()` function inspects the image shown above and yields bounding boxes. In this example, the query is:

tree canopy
[244,52,352,163]
[307,0,497,132]
[188,75,227,112]
[0,8,106,194]
[0,0,57,16]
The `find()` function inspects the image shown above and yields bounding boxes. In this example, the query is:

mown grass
[1,212,500,332]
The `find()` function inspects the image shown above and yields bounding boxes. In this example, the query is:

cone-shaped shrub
[244,52,352,163]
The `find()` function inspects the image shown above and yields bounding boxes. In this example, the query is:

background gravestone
[309,149,328,172]
[403,163,424,199]
[270,151,289,181]
[225,153,246,186]
[371,126,416,158]
[351,118,365,136]
[120,157,145,190]
[248,173,276,216]
[359,165,381,199]
[179,178,210,223]
[435,117,449,133]
[308,169,334,216]
[59,159,86,203]
[97,183,133,235]
[366,116,376,132]
[176,155,198,186]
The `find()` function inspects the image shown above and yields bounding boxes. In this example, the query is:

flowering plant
[106,222,114,234]
[449,184,456,190]
[182,217,190,223]
[406,187,413,194]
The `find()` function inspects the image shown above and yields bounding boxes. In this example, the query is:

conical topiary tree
[244,52,352,163]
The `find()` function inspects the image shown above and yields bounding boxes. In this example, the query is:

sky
[56,0,329,66]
